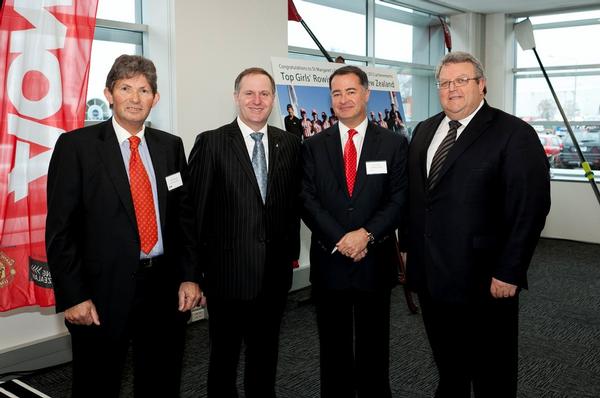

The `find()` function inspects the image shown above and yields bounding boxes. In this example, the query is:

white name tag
[165,172,183,191]
[366,161,387,175]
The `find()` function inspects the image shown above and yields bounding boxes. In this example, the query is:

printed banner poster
[0,0,98,311]
[271,57,407,139]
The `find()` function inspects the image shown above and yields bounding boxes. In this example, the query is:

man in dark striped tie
[405,51,551,398]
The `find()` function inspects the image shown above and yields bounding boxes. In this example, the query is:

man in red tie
[46,55,201,398]
[301,65,409,398]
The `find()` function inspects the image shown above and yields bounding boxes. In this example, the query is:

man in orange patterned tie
[46,55,200,398]
[301,65,409,398]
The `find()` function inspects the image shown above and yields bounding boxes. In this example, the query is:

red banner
[0,0,98,311]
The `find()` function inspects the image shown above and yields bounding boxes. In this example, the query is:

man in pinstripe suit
[188,67,302,398]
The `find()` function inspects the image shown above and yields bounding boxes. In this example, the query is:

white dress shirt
[338,117,369,167]
[426,100,484,176]
[112,117,164,258]
[237,116,269,169]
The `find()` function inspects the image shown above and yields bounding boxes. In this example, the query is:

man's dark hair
[105,54,157,94]
[329,65,369,90]
[234,67,275,94]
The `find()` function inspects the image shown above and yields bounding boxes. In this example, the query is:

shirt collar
[112,117,146,145]
[237,116,268,137]
[443,99,485,128]
[338,117,369,138]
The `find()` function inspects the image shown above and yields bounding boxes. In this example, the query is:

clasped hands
[335,227,369,262]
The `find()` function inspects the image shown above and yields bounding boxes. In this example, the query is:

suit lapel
[97,120,137,229]
[145,129,168,228]
[324,124,348,198]
[433,103,494,187]
[227,120,263,202]
[266,126,281,203]
[352,123,381,199]
[418,113,445,184]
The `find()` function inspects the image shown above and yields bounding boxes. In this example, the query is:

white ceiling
[426,0,600,15]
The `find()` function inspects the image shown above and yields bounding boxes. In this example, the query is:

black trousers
[313,287,392,398]
[206,291,288,398]
[67,267,188,398]
[418,291,519,398]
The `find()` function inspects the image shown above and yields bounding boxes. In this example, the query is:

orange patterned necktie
[128,136,158,254]
[344,129,358,197]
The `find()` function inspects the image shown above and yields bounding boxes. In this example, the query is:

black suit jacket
[46,119,198,336]
[406,102,551,303]
[301,122,408,291]
[188,120,301,300]
[284,115,303,140]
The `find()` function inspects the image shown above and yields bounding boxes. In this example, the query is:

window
[514,10,600,177]
[288,0,366,57]
[287,0,445,129]
[96,0,138,23]
[85,0,146,122]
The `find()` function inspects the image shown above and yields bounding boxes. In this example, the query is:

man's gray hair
[435,51,486,94]
[435,51,486,80]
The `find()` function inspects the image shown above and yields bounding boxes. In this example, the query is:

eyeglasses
[436,77,479,90]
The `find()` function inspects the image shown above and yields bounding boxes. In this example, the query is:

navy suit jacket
[46,119,198,336]
[406,102,551,303]
[301,122,408,291]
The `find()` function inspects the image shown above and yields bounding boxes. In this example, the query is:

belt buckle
[140,257,153,269]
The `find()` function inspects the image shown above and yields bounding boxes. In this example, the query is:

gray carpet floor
[17,238,600,397]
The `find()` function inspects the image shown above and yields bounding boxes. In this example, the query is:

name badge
[165,172,183,191]
[366,161,387,175]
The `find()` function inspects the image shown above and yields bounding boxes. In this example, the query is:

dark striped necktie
[427,120,461,191]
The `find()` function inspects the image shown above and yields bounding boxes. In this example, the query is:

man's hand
[64,299,100,326]
[178,282,203,312]
[490,277,518,299]
[336,228,370,261]
[351,248,368,262]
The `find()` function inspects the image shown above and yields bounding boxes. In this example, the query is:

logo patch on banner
[0,252,16,289]
[0,0,99,311]
[29,258,52,288]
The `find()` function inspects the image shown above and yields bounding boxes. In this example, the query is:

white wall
[171,0,288,155]
[543,181,600,244]
[483,13,514,111]
[0,308,65,355]
[449,12,484,60]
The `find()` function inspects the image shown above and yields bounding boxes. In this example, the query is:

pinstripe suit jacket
[189,120,302,300]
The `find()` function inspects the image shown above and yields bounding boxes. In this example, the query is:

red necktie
[344,129,358,197]
[129,136,158,254]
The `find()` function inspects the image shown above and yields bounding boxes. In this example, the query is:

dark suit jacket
[46,119,198,336]
[406,102,551,303]
[188,120,301,300]
[284,115,303,140]
[301,122,408,291]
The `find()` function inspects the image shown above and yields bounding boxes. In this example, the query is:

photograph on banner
[271,57,408,141]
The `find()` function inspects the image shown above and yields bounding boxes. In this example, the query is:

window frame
[512,12,600,181]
